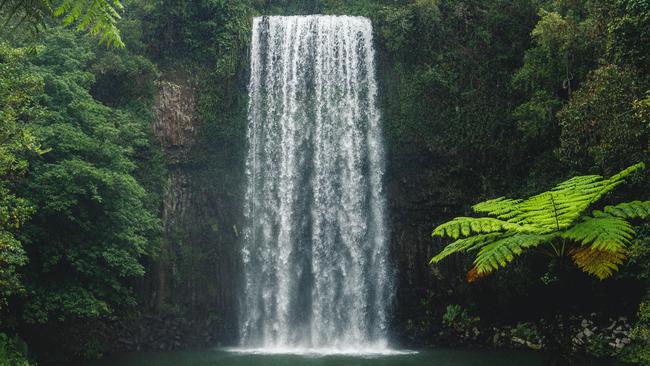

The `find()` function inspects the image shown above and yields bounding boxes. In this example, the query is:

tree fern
[431,162,648,281]
[0,0,124,47]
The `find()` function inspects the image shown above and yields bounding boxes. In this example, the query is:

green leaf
[473,234,555,275]
[430,233,504,264]
[432,217,542,239]
[560,216,634,252]
[602,200,650,220]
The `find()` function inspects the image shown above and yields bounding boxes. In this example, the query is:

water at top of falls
[239,15,393,353]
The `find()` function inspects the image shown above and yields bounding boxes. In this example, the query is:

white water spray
[240,15,392,351]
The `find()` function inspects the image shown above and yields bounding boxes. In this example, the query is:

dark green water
[81,348,552,366]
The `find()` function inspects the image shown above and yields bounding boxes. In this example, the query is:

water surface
[86,348,547,366]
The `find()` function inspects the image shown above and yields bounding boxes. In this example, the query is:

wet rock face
[147,77,199,314]
[162,171,192,230]
[153,80,199,162]
[151,78,197,251]
[143,75,242,346]
[152,78,199,249]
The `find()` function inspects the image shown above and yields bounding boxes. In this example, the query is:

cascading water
[240,15,393,352]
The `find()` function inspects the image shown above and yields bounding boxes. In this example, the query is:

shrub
[0,333,33,366]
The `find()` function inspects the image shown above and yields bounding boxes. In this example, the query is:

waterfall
[240,15,392,351]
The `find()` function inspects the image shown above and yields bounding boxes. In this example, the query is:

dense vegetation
[0,0,648,364]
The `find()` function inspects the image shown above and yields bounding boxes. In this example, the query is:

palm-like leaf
[431,162,648,281]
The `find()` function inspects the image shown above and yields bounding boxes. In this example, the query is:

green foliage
[515,1,650,179]
[0,333,33,366]
[509,3,600,167]
[432,163,649,281]
[54,0,124,47]
[442,304,480,330]
[0,0,125,47]
[616,296,650,365]
[513,6,601,97]
[89,49,158,108]
[601,201,650,220]
[1,31,163,325]
[557,65,649,175]
[440,304,481,343]
[381,0,536,151]
[140,0,254,68]
[510,322,542,346]
[606,0,650,73]
[616,225,650,365]
[432,217,540,238]
[0,43,46,309]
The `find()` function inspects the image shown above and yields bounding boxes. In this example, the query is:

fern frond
[599,200,650,220]
[560,216,633,252]
[0,0,50,32]
[551,175,603,191]
[576,162,644,207]
[515,193,568,230]
[571,247,626,280]
[502,163,645,231]
[53,0,124,47]
[472,197,523,219]
[472,234,555,277]
[608,162,646,183]
[432,217,542,239]
[0,0,124,47]
[430,233,504,264]
[467,265,487,283]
